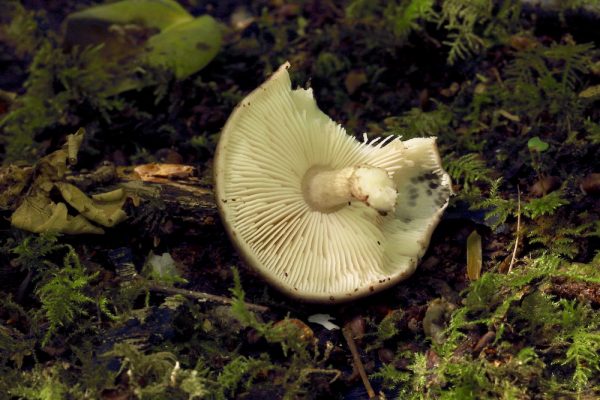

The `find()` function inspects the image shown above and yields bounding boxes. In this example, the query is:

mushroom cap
[214,63,452,303]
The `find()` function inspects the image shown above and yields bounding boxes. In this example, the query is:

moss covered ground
[0,0,599,398]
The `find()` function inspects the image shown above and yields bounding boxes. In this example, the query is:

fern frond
[444,153,494,191]
[444,30,485,65]
[523,191,569,219]
[500,40,595,133]
[559,329,600,392]
[386,0,435,40]
[583,118,600,144]
[345,0,435,43]
[11,233,63,274]
[438,0,493,64]
[385,105,452,139]
[542,43,594,91]
[527,218,596,259]
[471,178,516,229]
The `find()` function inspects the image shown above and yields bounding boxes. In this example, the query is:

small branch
[342,326,376,399]
[147,283,269,313]
[300,368,341,384]
[508,186,521,273]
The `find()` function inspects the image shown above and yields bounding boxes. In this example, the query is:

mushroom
[214,63,452,303]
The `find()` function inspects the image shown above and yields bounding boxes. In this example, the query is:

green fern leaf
[523,191,569,219]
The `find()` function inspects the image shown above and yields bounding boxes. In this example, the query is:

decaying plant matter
[0,0,599,398]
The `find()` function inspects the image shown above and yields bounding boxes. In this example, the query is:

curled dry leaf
[55,182,127,228]
[11,194,105,235]
[9,129,130,235]
[134,163,195,182]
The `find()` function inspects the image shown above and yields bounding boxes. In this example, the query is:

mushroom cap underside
[214,63,452,303]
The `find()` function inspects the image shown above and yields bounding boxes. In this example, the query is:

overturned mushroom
[214,63,452,302]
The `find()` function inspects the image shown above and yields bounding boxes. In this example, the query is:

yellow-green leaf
[144,15,222,79]
[467,230,482,281]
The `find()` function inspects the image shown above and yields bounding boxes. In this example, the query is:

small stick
[300,368,341,384]
[508,186,521,273]
[342,325,376,399]
[148,283,269,313]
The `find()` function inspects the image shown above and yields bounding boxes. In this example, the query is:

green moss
[214,355,273,400]
[35,248,97,345]
[559,327,600,392]
[8,365,71,400]
[0,42,127,163]
[394,254,600,396]
[1,1,600,398]
[0,1,46,58]
[228,267,340,398]
[103,342,180,397]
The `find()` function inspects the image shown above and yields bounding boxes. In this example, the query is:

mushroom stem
[303,165,397,213]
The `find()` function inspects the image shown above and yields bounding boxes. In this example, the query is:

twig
[508,186,521,273]
[342,325,376,399]
[300,368,341,384]
[147,283,269,313]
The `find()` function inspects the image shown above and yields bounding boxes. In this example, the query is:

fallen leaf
[55,182,128,227]
[134,163,195,181]
[344,70,367,95]
[466,230,482,281]
[10,129,129,235]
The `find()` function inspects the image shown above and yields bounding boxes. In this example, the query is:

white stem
[302,165,397,213]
